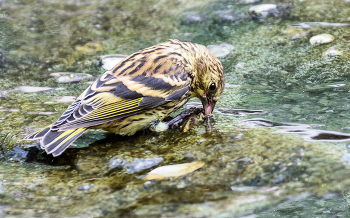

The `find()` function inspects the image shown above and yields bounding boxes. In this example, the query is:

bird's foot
[167,107,204,132]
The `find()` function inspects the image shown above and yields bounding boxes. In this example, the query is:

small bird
[21,39,225,156]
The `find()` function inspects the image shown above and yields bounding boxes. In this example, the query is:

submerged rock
[6,145,40,162]
[14,86,65,93]
[0,48,5,67]
[108,158,128,170]
[180,11,204,24]
[310,34,335,45]
[212,10,244,23]
[283,27,310,39]
[289,22,348,28]
[100,54,128,70]
[238,0,262,4]
[207,43,234,58]
[50,72,94,83]
[126,157,163,173]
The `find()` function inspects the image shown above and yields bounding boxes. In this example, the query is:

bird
[21,39,225,157]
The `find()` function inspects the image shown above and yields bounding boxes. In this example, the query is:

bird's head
[189,45,225,115]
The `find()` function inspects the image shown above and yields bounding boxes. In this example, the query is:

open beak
[200,96,216,115]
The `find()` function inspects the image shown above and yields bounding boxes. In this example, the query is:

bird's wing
[51,59,191,131]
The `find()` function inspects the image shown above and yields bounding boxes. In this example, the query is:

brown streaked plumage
[21,39,225,156]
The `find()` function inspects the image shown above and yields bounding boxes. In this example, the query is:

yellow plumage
[21,39,225,156]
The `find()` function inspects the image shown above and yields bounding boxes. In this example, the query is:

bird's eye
[209,83,216,90]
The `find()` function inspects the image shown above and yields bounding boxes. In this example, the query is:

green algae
[2,0,350,217]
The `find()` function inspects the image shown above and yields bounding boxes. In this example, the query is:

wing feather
[51,44,192,131]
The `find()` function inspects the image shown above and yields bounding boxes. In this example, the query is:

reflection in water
[239,118,350,142]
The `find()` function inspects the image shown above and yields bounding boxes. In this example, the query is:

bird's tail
[21,126,88,156]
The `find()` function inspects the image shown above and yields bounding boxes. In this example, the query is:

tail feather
[43,128,88,156]
[21,126,88,156]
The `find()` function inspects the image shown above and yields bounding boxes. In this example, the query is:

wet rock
[248,3,292,21]
[180,11,204,24]
[108,158,128,170]
[14,86,65,93]
[342,153,350,164]
[77,184,92,191]
[323,47,342,57]
[273,175,287,184]
[289,22,348,28]
[310,34,335,45]
[212,10,244,23]
[6,144,41,162]
[0,48,5,67]
[126,157,163,173]
[142,161,205,180]
[207,43,234,58]
[0,91,7,98]
[99,54,128,70]
[56,75,83,83]
[50,72,94,83]
[238,0,262,4]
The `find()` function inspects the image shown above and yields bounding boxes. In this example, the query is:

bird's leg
[167,107,204,130]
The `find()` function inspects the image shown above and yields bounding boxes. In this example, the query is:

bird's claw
[166,107,203,131]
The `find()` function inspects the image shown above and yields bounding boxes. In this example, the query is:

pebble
[207,43,234,58]
[126,157,164,173]
[323,47,342,57]
[0,91,7,98]
[289,22,348,28]
[0,180,3,194]
[0,48,5,67]
[212,10,243,22]
[283,27,310,39]
[142,161,205,181]
[310,34,335,45]
[50,72,94,83]
[56,75,83,83]
[247,4,277,20]
[248,3,292,21]
[77,184,92,191]
[100,54,128,70]
[238,0,262,4]
[108,158,128,170]
[180,12,203,23]
[343,153,350,164]
[273,175,286,184]
[14,86,65,93]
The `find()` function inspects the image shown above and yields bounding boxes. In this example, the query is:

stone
[180,12,204,24]
[50,72,94,83]
[14,86,65,93]
[323,47,342,57]
[126,157,163,173]
[100,54,128,70]
[289,22,348,28]
[310,34,335,45]
[0,48,5,67]
[212,10,244,23]
[56,75,83,83]
[142,161,205,180]
[238,0,262,4]
[207,43,234,58]
[342,153,350,164]
[0,91,7,98]
[77,184,92,191]
[248,3,292,21]
[108,158,128,170]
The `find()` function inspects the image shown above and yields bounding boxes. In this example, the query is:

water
[1,0,350,217]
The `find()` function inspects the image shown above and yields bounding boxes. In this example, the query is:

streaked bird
[21,39,225,156]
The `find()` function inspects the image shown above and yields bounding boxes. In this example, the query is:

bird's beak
[200,96,216,115]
